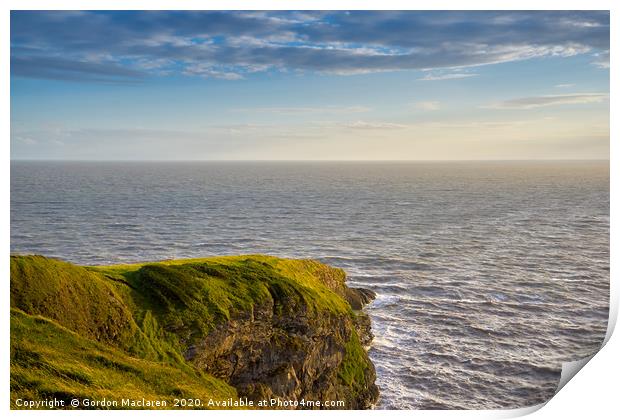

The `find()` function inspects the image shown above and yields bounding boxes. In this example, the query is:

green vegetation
[10,254,373,409]
[337,329,374,397]
[10,255,147,352]
[11,308,237,409]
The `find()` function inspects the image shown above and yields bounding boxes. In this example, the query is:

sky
[10,10,610,160]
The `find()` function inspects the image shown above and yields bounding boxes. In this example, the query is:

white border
[2,1,616,419]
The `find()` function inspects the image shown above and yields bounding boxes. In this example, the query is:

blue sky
[10,11,610,160]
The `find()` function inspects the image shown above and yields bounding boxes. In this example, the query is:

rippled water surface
[11,161,609,409]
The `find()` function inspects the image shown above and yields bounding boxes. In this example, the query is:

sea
[10,160,610,409]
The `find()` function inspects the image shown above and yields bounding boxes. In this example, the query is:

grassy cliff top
[90,254,352,315]
[10,254,370,408]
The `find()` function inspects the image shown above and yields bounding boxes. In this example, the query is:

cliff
[10,254,379,409]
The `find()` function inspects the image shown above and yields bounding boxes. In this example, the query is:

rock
[345,288,377,310]
[188,289,378,408]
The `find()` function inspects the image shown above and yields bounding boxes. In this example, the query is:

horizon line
[9,158,611,163]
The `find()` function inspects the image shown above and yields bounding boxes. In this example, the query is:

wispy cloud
[344,121,408,130]
[486,93,609,109]
[231,105,371,115]
[10,11,610,82]
[10,55,146,83]
[554,83,575,88]
[13,135,38,145]
[414,101,441,111]
[183,63,243,80]
[591,50,610,68]
[418,73,478,81]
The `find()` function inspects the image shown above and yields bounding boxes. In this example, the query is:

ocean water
[10,161,609,409]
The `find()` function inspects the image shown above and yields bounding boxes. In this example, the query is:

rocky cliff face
[10,255,379,409]
[187,283,378,408]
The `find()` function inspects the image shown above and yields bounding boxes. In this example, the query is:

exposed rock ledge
[10,254,379,409]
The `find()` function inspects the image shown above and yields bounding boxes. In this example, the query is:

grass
[337,329,374,397]
[10,254,371,409]
[89,255,353,352]
[92,254,352,315]
[11,308,237,409]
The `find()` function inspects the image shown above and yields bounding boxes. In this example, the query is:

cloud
[12,126,209,149]
[414,101,441,111]
[10,55,146,83]
[591,50,610,68]
[183,63,243,80]
[231,105,370,114]
[554,83,575,88]
[10,11,610,82]
[344,121,408,130]
[418,73,478,81]
[486,93,608,109]
[13,135,38,145]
